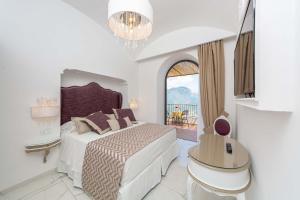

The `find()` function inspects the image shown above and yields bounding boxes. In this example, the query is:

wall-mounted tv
[234,0,255,97]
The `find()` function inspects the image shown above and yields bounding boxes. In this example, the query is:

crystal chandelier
[108,0,153,47]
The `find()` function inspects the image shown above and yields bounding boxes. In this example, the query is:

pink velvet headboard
[61,82,122,125]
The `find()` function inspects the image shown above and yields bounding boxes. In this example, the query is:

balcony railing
[166,104,198,117]
[166,104,198,126]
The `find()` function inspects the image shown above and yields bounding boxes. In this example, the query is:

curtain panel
[198,40,227,134]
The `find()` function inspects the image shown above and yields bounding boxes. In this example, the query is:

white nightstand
[25,134,61,163]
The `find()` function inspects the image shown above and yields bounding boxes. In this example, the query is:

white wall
[237,0,299,199]
[253,0,296,111]
[136,27,235,61]
[0,0,138,191]
[61,70,129,108]
[137,37,237,137]
[137,49,199,124]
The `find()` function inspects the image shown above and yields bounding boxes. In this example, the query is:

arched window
[165,60,199,141]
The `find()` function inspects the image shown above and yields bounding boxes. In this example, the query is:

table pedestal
[187,175,246,200]
[186,157,250,200]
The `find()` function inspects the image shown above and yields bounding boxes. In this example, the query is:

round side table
[187,134,251,200]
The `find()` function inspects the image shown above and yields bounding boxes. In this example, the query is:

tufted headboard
[61,82,122,125]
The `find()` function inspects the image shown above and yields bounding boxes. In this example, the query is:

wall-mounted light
[27,97,60,163]
[31,98,59,118]
[129,98,138,110]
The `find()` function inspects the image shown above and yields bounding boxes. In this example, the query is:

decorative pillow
[81,111,111,135]
[113,108,137,123]
[71,117,91,134]
[107,117,133,131]
[105,114,116,120]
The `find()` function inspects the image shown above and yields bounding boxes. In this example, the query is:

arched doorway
[165,60,199,142]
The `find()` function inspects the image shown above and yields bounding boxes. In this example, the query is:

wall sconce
[31,97,59,118]
[27,97,60,163]
[129,98,138,110]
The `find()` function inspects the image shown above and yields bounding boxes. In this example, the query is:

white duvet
[57,121,177,188]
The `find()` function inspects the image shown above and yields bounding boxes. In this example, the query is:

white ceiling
[63,0,238,54]
[63,0,239,58]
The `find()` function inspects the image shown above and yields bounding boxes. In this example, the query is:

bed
[57,82,179,200]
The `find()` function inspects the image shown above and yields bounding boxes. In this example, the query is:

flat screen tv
[234,0,255,97]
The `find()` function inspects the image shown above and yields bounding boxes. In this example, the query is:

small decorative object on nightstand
[25,134,60,163]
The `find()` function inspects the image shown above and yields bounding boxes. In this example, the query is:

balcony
[166,104,198,141]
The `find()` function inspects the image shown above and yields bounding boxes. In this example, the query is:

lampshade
[129,98,138,110]
[31,97,59,118]
[108,0,153,41]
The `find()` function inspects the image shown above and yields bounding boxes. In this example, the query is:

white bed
[57,121,179,200]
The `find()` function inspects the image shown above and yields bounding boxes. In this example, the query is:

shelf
[25,134,60,147]
[235,98,258,108]
[25,134,61,163]
[235,98,292,112]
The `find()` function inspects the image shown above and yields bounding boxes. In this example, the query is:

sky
[167,74,199,94]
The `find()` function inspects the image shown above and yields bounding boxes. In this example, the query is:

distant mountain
[167,86,198,105]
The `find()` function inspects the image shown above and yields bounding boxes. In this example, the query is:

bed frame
[59,82,178,200]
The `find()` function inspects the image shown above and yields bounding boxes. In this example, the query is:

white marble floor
[0,139,234,200]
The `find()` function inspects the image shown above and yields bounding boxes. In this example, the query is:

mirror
[234,0,255,97]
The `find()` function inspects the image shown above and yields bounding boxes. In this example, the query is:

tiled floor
[176,128,197,142]
[168,123,197,131]
[167,123,197,142]
[0,139,234,200]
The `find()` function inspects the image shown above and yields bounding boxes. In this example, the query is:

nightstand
[25,134,61,163]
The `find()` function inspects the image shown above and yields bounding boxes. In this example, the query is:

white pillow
[61,121,76,134]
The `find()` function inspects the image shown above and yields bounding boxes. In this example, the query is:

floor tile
[75,193,91,200]
[161,160,188,196]
[22,181,68,200]
[143,184,184,200]
[51,172,66,183]
[176,128,197,142]
[61,177,83,196]
[3,172,59,200]
[176,139,197,166]
[59,191,75,200]
[188,185,235,200]
[0,193,7,200]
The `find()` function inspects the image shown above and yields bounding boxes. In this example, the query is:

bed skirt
[57,141,179,200]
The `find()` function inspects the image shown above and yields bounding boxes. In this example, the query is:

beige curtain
[198,40,227,134]
[234,31,254,96]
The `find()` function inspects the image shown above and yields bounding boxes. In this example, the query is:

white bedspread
[57,122,177,188]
